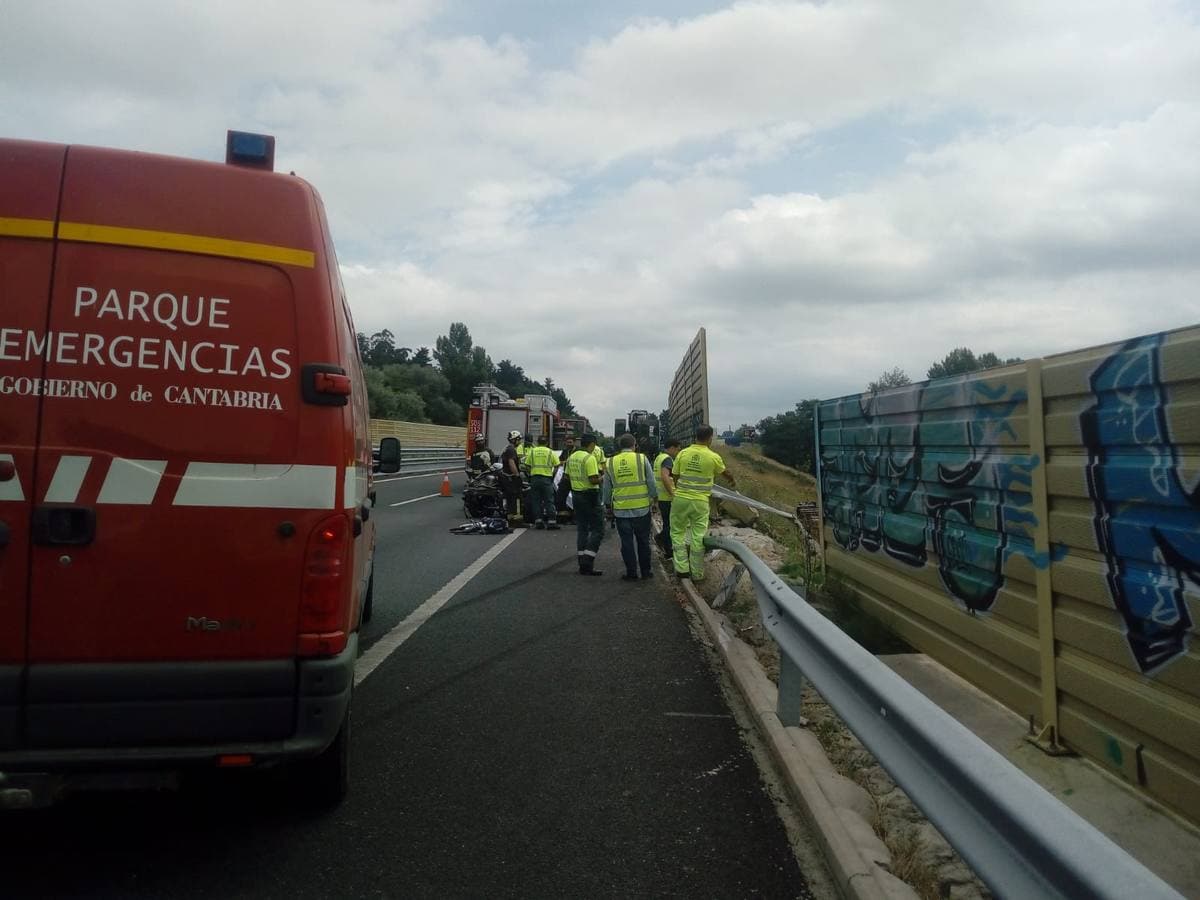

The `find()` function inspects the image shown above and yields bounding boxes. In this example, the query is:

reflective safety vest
[519,443,531,469]
[529,445,558,477]
[653,452,672,498]
[673,445,725,501]
[567,449,599,491]
[591,445,606,471]
[609,451,651,511]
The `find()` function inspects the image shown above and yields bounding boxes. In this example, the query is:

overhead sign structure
[667,328,710,443]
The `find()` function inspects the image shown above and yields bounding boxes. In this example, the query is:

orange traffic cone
[440,472,452,497]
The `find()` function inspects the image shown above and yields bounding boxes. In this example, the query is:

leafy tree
[494,359,529,397]
[927,348,1021,380]
[367,329,397,367]
[538,377,578,418]
[548,386,577,418]
[363,368,399,419]
[426,396,465,427]
[358,321,583,429]
[757,400,818,474]
[382,362,450,397]
[867,367,912,393]
[975,351,1022,369]
[391,389,428,422]
[379,363,462,425]
[363,369,427,422]
[435,322,495,408]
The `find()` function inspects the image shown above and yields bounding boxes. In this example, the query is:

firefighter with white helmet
[500,430,525,521]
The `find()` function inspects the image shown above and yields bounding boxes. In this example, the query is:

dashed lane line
[354,528,525,686]
[390,493,442,507]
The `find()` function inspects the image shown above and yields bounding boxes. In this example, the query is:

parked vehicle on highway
[0,132,374,808]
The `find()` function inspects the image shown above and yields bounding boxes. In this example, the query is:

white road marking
[355,529,525,685]
[389,492,442,507]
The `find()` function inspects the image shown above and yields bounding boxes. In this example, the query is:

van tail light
[298,514,350,656]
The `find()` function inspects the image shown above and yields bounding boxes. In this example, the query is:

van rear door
[0,141,66,749]
[24,146,336,747]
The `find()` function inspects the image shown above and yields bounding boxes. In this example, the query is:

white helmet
[508,430,522,442]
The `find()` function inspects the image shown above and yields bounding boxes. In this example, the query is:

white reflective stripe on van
[174,463,336,509]
[0,454,24,502]
[97,459,167,505]
[44,455,92,503]
[342,463,370,509]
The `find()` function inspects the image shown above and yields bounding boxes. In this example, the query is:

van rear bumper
[0,635,356,769]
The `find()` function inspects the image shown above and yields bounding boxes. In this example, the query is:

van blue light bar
[225,130,275,171]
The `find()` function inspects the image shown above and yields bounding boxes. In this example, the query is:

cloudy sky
[4,1,1199,431]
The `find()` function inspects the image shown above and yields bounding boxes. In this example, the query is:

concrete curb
[677,574,917,900]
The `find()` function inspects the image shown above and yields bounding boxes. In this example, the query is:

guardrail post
[777,651,806,727]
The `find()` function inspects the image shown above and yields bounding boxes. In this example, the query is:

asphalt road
[0,471,821,898]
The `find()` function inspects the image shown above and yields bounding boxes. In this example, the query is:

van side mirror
[379,437,401,474]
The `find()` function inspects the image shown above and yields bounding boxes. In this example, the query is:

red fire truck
[465,384,560,458]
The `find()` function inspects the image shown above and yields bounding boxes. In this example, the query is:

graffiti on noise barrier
[819,377,1041,616]
[820,331,1198,676]
[1081,333,1198,674]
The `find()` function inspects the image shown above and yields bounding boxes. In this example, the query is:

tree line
[752,346,1023,474]
[357,322,580,426]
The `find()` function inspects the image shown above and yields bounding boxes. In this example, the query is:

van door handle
[32,506,96,546]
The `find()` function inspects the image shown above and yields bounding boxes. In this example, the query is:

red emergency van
[0,132,375,807]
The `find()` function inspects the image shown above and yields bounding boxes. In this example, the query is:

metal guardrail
[704,534,1182,900]
[375,446,464,475]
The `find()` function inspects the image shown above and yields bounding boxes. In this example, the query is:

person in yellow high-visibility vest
[591,441,607,476]
[670,425,736,581]
[527,435,561,530]
[567,434,605,575]
[520,433,534,473]
[602,433,659,580]
[653,438,681,555]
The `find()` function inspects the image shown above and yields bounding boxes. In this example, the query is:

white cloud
[3,1,1199,431]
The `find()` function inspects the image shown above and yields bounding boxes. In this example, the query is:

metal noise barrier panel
[704,534,1183,900]
[815,324,1200,820]
[667,327,710,443]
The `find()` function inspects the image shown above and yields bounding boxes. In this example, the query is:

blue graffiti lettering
[1082,334,1198,674]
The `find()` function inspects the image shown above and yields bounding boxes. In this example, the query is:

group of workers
[500,424,736,582]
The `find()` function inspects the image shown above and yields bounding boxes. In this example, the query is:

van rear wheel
[361,572,375,625]
[295,699,350,809]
